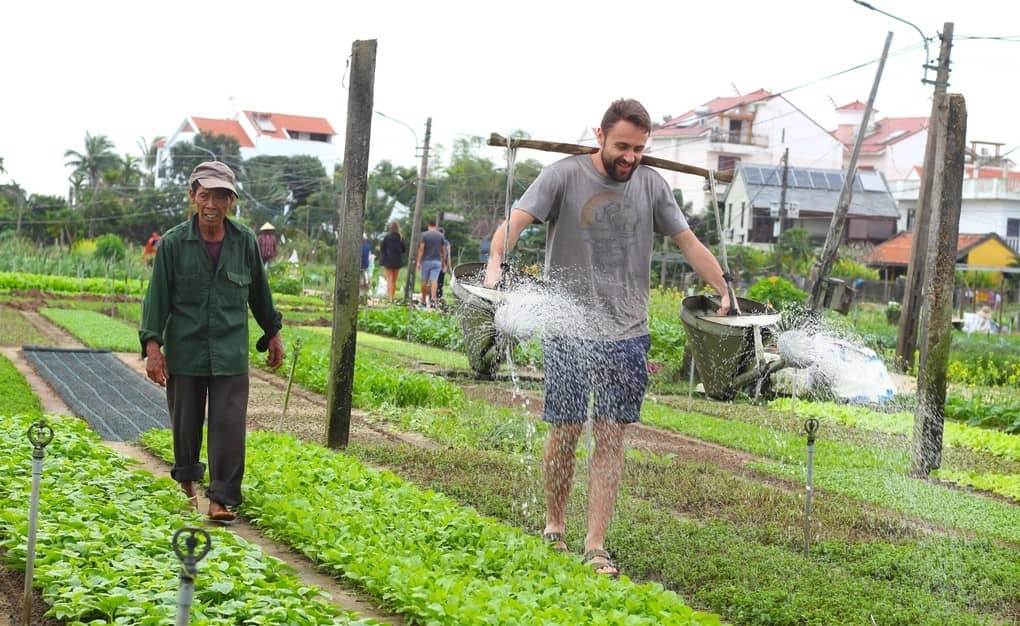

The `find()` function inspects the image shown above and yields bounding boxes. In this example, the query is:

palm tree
[137,136,164,184]
[120,154,143,188]
[64,132,120,191]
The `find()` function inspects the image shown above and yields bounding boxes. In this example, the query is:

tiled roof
[652,88,774,137]
[836,100,867,111]
[865,232,989,266]
[831,116,928,154]
[242,111,336,138]
[190,117,255,148]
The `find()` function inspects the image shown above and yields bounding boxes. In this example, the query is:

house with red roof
[155,110,338,185]
[864,231,1019,281]
[830,101,929,183]
[650,89,844,215]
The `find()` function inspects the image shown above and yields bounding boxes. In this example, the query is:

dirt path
[19,311,82,349]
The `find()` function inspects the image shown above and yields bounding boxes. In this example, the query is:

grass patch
[39,308,139,352]
[0,305,50,347]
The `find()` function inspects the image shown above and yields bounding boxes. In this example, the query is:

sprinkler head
[804,418,819,444]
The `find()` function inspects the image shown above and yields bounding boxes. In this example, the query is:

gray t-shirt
[517,154,688,340]
[420,229,445,262]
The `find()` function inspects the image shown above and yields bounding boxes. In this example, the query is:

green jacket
[139,216,282,376]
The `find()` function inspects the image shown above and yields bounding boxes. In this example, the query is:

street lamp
[375,111,419,155]
[852,0,933,84]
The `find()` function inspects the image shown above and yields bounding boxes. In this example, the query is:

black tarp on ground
[22,346,168,441]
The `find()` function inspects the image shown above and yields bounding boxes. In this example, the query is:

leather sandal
[582,548,620,578]
[180,481,199,511]
[543,531,569,553]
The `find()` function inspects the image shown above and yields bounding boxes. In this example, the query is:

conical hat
[259,222,276,231]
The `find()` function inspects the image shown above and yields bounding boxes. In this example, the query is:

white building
[890,166,1020,253]
[650,89,844,215]
[155,110,338,184]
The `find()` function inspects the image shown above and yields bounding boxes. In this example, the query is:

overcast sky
[3,0,1018,197]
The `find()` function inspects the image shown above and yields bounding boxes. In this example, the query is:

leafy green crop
[254,326,464,410]
[642,402,1020,543]
[40,307,140,352]
[0,413,376,625]
[142,428,720,626]
[0,270,146,296]
[0,353,43,418]
[770,399,1020,463]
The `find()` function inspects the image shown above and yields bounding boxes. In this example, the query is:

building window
[310,133,330,143]
[1008,217,1019,238]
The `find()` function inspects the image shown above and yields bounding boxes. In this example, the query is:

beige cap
[259,222,276,231]
[189,161,238,195]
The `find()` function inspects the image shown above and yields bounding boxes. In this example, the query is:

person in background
[436,226,452,303]
[140,161,284,524]
[417,219,445,309]
[257,223,277,269]
[361,235,372,294]
[378,220,407,301]
[142,231,162,265]
[483,98,729,577]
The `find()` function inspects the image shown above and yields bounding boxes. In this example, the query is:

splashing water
[776,328,896,404]
[493,284,599,341]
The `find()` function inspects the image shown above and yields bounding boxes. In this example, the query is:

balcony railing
[890,177,1020,201]
[709,127,769,148]
[1006,236,1020,253]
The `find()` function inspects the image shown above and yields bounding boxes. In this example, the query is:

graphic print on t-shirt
[579,190,639,281]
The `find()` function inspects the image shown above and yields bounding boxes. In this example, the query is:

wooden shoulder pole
[487,134,733,183]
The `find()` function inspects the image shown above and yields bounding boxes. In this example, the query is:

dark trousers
[167,373,249,506]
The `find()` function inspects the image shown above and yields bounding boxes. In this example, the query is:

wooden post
[912,93,966,476]
[897,23,955,369]
[807,32,893,310]
[326,39,376,449]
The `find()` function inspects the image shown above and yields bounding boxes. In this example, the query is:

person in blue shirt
[360,236,372,293]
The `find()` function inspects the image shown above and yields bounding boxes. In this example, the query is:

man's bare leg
[584,420,626,573]
[543,423,583,540]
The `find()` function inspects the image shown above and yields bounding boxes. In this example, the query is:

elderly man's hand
[267,334,285,369]
[145,343,168,387]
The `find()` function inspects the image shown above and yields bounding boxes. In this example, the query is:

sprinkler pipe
[803,418,820,557]
[22,418,53,626]
[173,526,211,626]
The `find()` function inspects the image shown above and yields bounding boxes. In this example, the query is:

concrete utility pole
[403,117,432,302]
[912,93,966,476]
[896,23,955,369]
[326,39,376,449]
[807,32,893,310]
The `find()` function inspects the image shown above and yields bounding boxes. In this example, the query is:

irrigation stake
[277,337,304,432]
[22,418,53,626]
[173,526,211,626]
[687,359,696,411]
[803,418,819,557]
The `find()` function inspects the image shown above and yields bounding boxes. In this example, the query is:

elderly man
[140,161,284,523]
